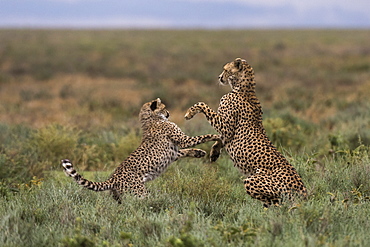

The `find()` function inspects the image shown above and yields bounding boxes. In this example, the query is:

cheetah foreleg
[184,102,208,120]
[185,103,230,139]
[178,148,206,158]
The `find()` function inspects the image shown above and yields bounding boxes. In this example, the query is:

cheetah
[185,58,307,207]
[62,98,221,203]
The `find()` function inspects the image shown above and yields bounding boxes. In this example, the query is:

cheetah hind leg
[111,180,149,203]
[209,140,223,162]
[111,189,123,204]
[243,175,281,207]
[178,148,206,158]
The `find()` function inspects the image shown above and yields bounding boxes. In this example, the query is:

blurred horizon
[1,0,369,29]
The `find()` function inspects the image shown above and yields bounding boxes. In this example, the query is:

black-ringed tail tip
[61,159,77,177]
[61,159,71,168]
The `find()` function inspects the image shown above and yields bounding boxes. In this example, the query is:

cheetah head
[139,98,170,123]
[218,58,255,92]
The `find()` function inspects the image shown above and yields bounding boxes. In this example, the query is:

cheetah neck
[231,79,255,94]
[232,86,255,95]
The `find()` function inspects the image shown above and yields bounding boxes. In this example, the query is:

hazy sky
[1,0,369,29]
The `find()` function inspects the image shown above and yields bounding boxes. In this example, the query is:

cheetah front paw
[184,107,197,120]
[194,149,207,158]
[210,141,222,162]
[210,149,220,162]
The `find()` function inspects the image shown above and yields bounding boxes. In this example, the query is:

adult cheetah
[185,58,307,207]
[62,98,221,203]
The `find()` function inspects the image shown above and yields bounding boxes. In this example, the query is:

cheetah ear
[234,58,244,71]
[150,100,157,111]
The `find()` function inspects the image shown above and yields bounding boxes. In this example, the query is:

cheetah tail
[61,159,113,192]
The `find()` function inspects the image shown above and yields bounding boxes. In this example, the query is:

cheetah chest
[142,142,179,182]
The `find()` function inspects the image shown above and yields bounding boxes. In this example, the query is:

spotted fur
[62,98,221,203]
[185,58,307,207]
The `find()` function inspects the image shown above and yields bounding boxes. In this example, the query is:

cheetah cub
[62,98,221,203]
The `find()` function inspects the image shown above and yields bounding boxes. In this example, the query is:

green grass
[0,29,370,246]
[1,149,369,246]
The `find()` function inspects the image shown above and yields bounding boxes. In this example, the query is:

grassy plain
[0,29,370,246]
